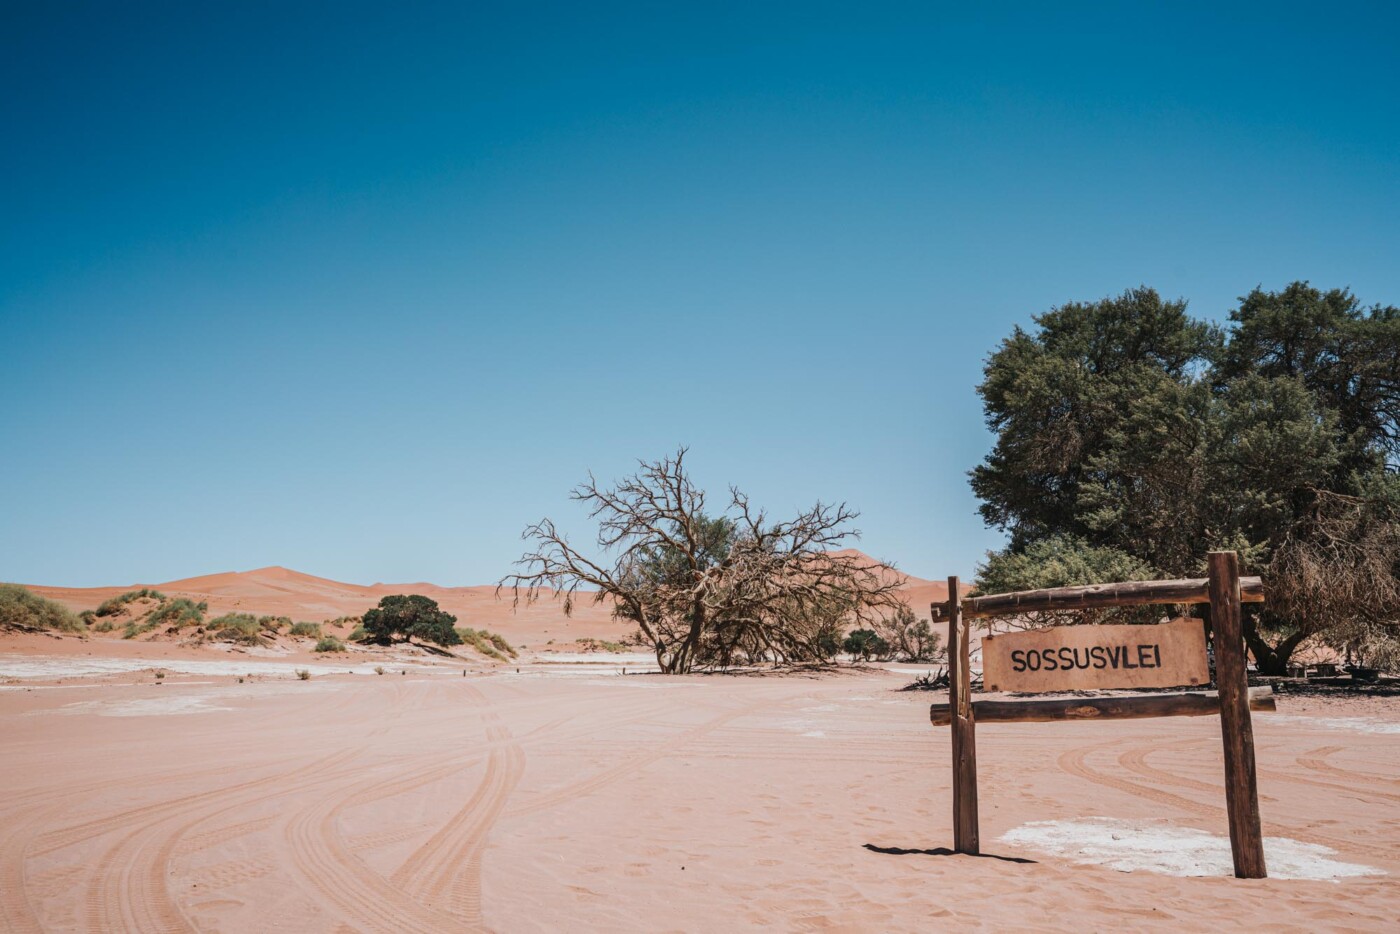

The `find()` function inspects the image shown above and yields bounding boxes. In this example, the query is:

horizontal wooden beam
[929,687,1275,725]
[929,576,1264,621]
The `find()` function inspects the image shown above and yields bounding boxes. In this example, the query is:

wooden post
[946,575,979,854]
[1208,551,1267,879]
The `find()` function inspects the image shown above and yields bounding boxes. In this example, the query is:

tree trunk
[1242,614,1308,676]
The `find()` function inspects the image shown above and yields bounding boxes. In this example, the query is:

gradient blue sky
[3,2,1397,587]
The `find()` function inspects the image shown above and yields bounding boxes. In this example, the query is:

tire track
[84,747,363,934]
[1295,745,1400,789]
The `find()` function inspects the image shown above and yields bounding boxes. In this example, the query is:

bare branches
[499,449,901,673]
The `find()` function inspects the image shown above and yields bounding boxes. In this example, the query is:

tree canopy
[972,283,1400,673]
[360,594,462,647]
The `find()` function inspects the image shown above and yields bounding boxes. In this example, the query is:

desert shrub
[374,665,385,675]
[325,615,361,628]
[94,619,115,633]
[0,584,86,632]
[79,609,97,625]
[455,627,514,661]
[578,637,627,654]
[258,615,292,633]
[288,621,322,638]
[314,635,346,653]
[95,588,166,617]
[207,613,265,645]
[123,620,157,639]
[147,598,208,629]
[295,668,311,680]
[348,625,368,641]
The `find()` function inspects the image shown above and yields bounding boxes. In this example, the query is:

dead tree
[500,448,904,673]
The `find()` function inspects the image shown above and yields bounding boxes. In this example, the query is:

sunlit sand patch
[1001,818,1383,881]
[35,681,340,716]
[1264,714,1400,735]
[0,654,409,680]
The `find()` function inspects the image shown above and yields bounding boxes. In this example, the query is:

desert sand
[1,655,1396,932]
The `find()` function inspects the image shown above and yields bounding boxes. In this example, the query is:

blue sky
[3,2,1397,587]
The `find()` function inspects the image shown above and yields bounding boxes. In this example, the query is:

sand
[1,657,1396,932]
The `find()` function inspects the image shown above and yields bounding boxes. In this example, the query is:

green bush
[314,635,346,653]
[147,598,208,629]
[0,584,85,632]
[258,615,292,633]
[94,588,166,617]
[348,625,368,641]
[288,621,322,638]
[122,620,157,639]
[362,595,461,646]
[207,613,265,645]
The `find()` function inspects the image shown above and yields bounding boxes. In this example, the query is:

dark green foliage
[0,584,85,632]
[842,628,889,661]
[973,283,1400,672]
[362,595,462,647]
[95,588,167,617]
[146,598,208,629]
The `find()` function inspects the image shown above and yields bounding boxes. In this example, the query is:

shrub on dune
[94,588,166,617]
[207,613,265,645]
[0,584,85,633]
[288,621,322,638]
[146,598,208,629]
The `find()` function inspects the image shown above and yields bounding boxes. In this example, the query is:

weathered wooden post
[1208,550,1267,879]
[946,575,979,854]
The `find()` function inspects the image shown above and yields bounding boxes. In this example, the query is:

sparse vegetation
[295,668,311,680]
[206,613,265,645]
[875,605,942,661]
[314,635,346,653]
[94,588,166,617]
[578,637,628,653]
[455,627,516,661]
[288,621,322,638]
[0,584,85,632]
[146,598,208,629]
[374,665,385,675]
[258,615,291,633]
[347,625,368,641]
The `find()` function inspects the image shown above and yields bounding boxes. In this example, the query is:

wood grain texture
[946,576,979,855]
[1209,551,1267,879]
[981,618,1209,693]
[929,575,1264,621]
[929,686,1276,725]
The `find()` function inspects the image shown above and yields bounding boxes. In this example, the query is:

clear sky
[3,2,1397,587]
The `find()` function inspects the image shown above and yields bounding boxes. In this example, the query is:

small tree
[361,595,462,647]
[877,604,942,660]
[842,628,889,661]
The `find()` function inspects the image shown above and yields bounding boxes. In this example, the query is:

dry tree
[500,448,905,673]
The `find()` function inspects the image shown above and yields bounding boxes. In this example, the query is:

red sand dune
[20,551,948,649]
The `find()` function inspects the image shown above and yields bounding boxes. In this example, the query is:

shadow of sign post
[928,551,1270,879]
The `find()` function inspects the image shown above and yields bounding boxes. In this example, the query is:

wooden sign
[981,617,1209,693]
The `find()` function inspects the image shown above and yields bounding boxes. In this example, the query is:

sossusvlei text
[1009,644,1163,673]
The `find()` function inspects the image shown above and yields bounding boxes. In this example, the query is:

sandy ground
[1,659,1396,933]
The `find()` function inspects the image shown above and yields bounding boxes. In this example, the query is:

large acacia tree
[972,283,1400,673]
[501,449,905,673]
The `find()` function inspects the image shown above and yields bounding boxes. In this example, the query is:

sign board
[981,617,1209,693]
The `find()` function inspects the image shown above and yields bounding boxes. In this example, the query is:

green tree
[361,595,462,647]
[842,628,889,661]
[972,284,1400,673]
